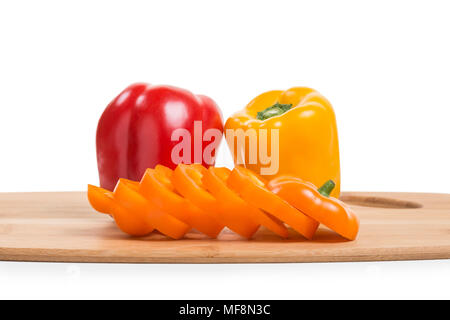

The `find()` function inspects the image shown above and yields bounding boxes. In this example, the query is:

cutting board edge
[2,247,450,264]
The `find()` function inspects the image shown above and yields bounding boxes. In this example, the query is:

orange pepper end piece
[268,177,360,241]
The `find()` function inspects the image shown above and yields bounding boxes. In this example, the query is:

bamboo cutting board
[0,191,449,263]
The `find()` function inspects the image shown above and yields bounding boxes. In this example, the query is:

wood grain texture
[0,191,449,263]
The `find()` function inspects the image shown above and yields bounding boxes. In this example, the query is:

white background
[0,0,449,300]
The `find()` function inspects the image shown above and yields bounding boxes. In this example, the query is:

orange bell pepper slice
[139,166,223,238]
[171,164,222,224]
[199,166,260,238]
[114,179,190,239]
[202,167,289,238]
[227,166,319,239]
[87,184,114,214]
[173,164,259,239]
[87,184,154,236]
[109,202,155,237]
[268,176,360,240]
[154,164,176,187]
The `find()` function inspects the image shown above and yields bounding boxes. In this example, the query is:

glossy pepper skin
[225,87,340,198]
[268,176,359,240]
[96,83,224,191]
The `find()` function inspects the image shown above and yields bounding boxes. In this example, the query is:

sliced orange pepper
[173,164,260,239]
[199,167,259,238]
[87,183,154,236]
[154,164,175,184]
[139,166,223,238]
[268,176,360,240]
[227,166,319,239]
[170,164,209,202]
[119,178,141,191]
[87,184,114,214]
[109,202,155,237]
[171,164,220,222]
[114,178,190,239]
[202,167,289,238]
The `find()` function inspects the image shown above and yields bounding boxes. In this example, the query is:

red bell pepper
[96,83,223,191]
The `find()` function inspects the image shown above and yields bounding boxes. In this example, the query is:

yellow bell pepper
[224,87,341,197]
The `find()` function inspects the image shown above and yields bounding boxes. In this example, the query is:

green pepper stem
[318,180,335,197]
[256,103,292,120]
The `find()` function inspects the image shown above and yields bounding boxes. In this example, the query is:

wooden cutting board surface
[0,191,449,263]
